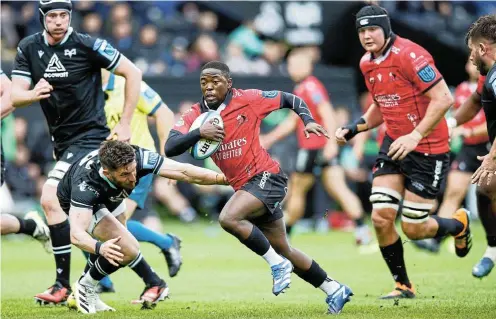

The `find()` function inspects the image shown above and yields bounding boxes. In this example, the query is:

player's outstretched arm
[1,73,14,119]
[69,206,124,265]
[109,56,142,142]
[260,113,298,149]
[159,158,228,185]
[451,91,482,128]
[415,79,454,137]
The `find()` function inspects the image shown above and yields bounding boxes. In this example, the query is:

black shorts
[373,135,450,199]
[47,143,102,186]
[295,148,339,174]
[241,169,288,225]
[451,142,490,173]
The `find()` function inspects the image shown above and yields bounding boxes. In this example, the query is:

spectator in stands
[133,24,167,76]
[81,13,103,38]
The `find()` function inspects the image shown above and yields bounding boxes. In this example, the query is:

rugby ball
[189,111,224,160]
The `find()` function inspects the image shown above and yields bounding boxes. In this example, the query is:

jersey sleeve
[137,81,163,116]
[172,105,201,134]
[70,181,99,210]
[12,42,32,84]
[400,46,443,94]
[137,147,165,175]
[246,89,283,119]
[478,76,487,96]
[79,33,122,71]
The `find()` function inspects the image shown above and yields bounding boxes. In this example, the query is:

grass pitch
[2,220,496,319]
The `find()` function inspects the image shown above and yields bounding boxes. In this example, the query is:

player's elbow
[434,93,454,111]
[164,141,178,157]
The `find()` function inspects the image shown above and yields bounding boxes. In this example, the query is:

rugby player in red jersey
[165,61,353,314]
[261,51,372,246]
[335,5,471,299]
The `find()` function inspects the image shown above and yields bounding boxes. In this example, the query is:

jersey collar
[370,33,397,63]
[42,27,73,47]
[98,167,118,189]
[200,89,233,113]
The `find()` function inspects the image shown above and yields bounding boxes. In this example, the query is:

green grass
[2,220,496,318]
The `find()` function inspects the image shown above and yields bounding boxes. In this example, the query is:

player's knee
[40,185,59,215]
[369,187,401,229]
[218,212,238,232]
[120,241,140,265]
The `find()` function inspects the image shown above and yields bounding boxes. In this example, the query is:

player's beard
[474,54,489,76]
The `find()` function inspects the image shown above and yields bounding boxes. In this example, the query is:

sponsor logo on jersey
[214,137,247,161]
[236,114,247,126]
[78,181,100,197]
[64,48,76,58]
[262,90,279,98]
[391,46,400,54]
[110,190,129,202]
[417,65,436,83]
[374,94,400,107]
[44,54,68,78]
[38,50,44,58]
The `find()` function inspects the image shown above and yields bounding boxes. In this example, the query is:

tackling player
[460,15,496,278]
[336,5,471,298]
[10,0,140,304]
[166,61,353,314]
[261,51,372,246]
[58,141,227,313]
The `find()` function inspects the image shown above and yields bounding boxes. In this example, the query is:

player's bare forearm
[68,207,98,254]
[362,102,384,130]
[159,158,227,185]
[414,80,454,137]
[154,105,175,155]
[454,91,482,126]
[113,56,141,123]
[10,78,34,108]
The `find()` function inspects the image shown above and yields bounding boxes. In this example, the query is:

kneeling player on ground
[59,141,227,313]
[336,5,471,299]
[90,70,181,295]
[166,61,353,314]
[261,51,372,246]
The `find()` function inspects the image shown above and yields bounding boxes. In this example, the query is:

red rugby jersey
[360,35,449,154]
[173,89,283,190]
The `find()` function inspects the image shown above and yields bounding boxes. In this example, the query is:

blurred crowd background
[1,1,495,233]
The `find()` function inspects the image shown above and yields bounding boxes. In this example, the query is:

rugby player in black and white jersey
[10,0,142,305]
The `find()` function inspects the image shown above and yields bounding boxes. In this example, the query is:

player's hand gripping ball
[190,111,225,160]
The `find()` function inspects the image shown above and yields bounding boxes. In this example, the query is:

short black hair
[99,140,136,170]
[466,14,496,45]
[201,61,231,78]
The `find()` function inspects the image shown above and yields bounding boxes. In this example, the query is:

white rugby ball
[189,111,224,160]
